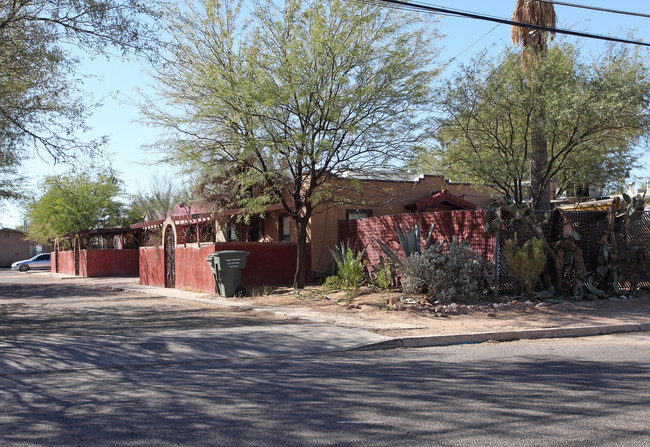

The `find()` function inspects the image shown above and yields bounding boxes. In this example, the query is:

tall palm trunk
[512,0,556,210]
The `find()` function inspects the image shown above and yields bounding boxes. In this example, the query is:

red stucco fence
[54,251,76,275]
[139,242,311,293]
[52,249,140,277]
[338,210,495,269]
[139,246,165,288]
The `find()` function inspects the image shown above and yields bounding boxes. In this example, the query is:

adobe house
[132,174,497,291]
[0,229,32,267]
[0,229,52,267]
[151,174,494,282]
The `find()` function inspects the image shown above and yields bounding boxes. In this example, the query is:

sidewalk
[99,275,650,349]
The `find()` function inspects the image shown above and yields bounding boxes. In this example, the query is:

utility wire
[373,0,650,47]
[539,1,650,19]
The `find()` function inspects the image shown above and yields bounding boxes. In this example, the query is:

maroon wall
[139,247,165,288]
[175,244,219,293]
[53,251,75,275]
[139,242,311,293]
[213,242,311,289]
[339,210,495,269]
[80,249,139,277]
[52,249,139,277]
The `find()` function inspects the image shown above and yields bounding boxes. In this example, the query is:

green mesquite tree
[143,0,441,288]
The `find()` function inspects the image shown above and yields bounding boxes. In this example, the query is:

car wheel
[19,264,30,272]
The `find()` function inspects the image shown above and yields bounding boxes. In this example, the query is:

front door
[164,225,176,288]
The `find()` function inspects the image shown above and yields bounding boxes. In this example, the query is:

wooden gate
[164,225,176,288]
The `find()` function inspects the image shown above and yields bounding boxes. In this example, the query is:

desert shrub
[372,260,396,309]
[374,262,393,292]
[401,238,493,303]
[322,274,341,291]
[323,248,366,300]
[338,248,366,300]
[503,236,547,294]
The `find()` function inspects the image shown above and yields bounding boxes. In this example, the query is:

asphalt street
[1,270,649,446]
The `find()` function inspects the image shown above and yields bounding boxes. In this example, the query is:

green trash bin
[205,250,250,297]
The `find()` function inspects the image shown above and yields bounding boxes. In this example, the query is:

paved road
[1,270,649,446]
[0,270,301,337]
[1,333,648,446]
[0,270,389,375]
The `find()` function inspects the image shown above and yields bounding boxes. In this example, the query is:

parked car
[11,253,51,272]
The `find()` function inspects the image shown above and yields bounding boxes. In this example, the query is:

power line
[373,0,650,47]
[446,23,501,64]
[539,1,650,19]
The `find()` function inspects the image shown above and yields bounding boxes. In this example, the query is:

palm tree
[511,0,556,55]
[511,0,556,210]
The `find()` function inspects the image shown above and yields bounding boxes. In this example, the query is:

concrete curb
[354,323,650,351]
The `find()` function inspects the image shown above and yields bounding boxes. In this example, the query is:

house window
[346,209,373,220]
[279,215,291,242]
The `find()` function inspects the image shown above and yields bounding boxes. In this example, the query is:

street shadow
[1,348,648,446]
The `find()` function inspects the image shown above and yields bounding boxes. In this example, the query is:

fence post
[493,231,500,295]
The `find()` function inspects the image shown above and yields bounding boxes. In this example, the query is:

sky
[3,0,650,228]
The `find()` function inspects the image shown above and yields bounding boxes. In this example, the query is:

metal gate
[74,237,80,276]
[164,225,176,288]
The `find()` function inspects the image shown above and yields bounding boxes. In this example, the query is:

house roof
[0,228,25,234]
[406,189,478,212]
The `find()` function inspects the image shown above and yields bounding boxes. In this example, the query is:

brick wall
[339,210,495,269]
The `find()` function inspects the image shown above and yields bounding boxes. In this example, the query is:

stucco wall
[0,230,31,267]
[53,249,139,277]
[140,242,310,294]
[81,249,139,277]
[175,244,219,293]
[139,246,165,288]
[213,242,310,288]
[54,251,76,275]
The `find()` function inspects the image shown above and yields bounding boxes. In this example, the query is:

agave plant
[374,217,436,266]
[329,240,366,266]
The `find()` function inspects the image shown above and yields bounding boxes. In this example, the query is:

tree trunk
[293,216,310,289]
[531,111,551,210]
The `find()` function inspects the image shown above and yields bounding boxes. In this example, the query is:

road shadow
[1,348,648,446]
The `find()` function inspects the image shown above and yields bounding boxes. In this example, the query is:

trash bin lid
[214,250,250,256]
[209,250,250,269]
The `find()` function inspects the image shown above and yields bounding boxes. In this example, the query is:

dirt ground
[233,286,650,337]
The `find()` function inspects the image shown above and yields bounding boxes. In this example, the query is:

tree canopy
[25,170,129,244]
[0,0,160,198]
[128,173,190,222]
[144,0,441,287]
[417,43,650,204]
